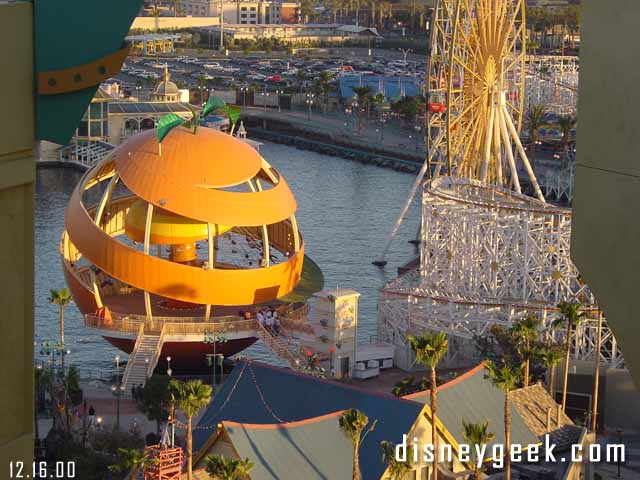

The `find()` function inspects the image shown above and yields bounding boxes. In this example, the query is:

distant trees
[526,5,582,52]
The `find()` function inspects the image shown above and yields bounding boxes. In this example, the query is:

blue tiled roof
[194,361,422,480]
[339,75,422,99]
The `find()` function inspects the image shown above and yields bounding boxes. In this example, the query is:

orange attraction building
[60,125,322,376]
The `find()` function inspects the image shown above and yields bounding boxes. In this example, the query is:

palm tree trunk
[561,322,572,412]
[431,367,438,480]
[60,305,65,371]
[505,391,511,480]
[548,364,556,397]
[353,437,360,480]
[591,310,603,432]
[187,415,193,480]
[523,360,530,388]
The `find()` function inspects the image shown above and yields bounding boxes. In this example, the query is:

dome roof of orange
[113,127,296,226]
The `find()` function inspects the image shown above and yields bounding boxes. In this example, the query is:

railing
[85,313,259,337]
[121,323,145,389]
[255,320,301,368]
[147,324,166,378]
[85,301,311,334]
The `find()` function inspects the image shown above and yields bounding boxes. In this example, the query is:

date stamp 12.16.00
[9,461,76,479]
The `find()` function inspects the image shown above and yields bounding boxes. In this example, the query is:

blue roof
[222,413,353,480]
[194,361,422,480]
[339,75,422,99]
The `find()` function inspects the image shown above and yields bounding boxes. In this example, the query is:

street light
[240,86,249,108]
[261,92,269,112]
[204,331,228,385]
[275,89,283,113]
[414,124,422,151]
[166,356,172,377]
[111,355,124,430]
[305,99,314,120]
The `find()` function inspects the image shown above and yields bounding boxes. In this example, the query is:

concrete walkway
[244,107,426,155]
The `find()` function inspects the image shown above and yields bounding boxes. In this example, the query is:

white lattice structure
[378,177,624,371]
[524,55,579,115]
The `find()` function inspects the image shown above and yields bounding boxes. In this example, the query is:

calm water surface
[35,142,421,373]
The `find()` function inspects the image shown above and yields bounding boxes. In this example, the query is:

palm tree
[461,421,495,480]
[538,342,565,397]
[318,71,333,112]
[109,448,153,480]
[408,332,448,480]
[556,114,577,169]
[351,86,373,131]
[48,288,72,371]
[553,301,587,413]
[205,454,254,480]
[381,440,412,480]
[509,315,542,388]
[524,104,548,168]
[339,408,377,480]
[486,361,520,480]
[170,378,213,480]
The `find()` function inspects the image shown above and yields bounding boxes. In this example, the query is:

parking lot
[112,49,426,97]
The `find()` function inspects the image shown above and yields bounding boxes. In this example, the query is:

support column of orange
[144,203,154,321]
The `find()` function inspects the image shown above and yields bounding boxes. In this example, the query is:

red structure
[144,445,183,480]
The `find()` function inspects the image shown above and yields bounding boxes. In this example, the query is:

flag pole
[158,141,162,156]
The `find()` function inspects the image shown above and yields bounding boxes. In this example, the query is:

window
[241,6,247,10]
[250,6,256,10]
[241,13,247,17]
[241,20,247,24]
[89,102,102,119]
[90,121,102,137]
[77,121,88,137]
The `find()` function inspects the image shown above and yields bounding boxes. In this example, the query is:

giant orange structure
[61,126,321,372]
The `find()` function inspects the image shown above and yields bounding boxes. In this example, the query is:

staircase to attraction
[122,325,165,394]
[255,321,304,369]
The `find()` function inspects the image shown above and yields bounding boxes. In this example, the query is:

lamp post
[414,124,421,151]
[166,355,175,445]
[275,89,283,113]
[379,113,387,143]
[204,331,228,385]
[305,99,313,120]
[111,355,125,430]
[261,92,269,112]
[39,340,69,380]
[240,86,248,108]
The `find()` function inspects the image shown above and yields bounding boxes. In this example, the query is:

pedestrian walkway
[244,107,426,156]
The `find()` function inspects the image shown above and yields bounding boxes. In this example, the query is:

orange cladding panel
[65,186,304,306]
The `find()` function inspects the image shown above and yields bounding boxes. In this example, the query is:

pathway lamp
[240,86,249,107]
[204,331,228,385]
[111,354,124,430]
[306,99,314,120]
